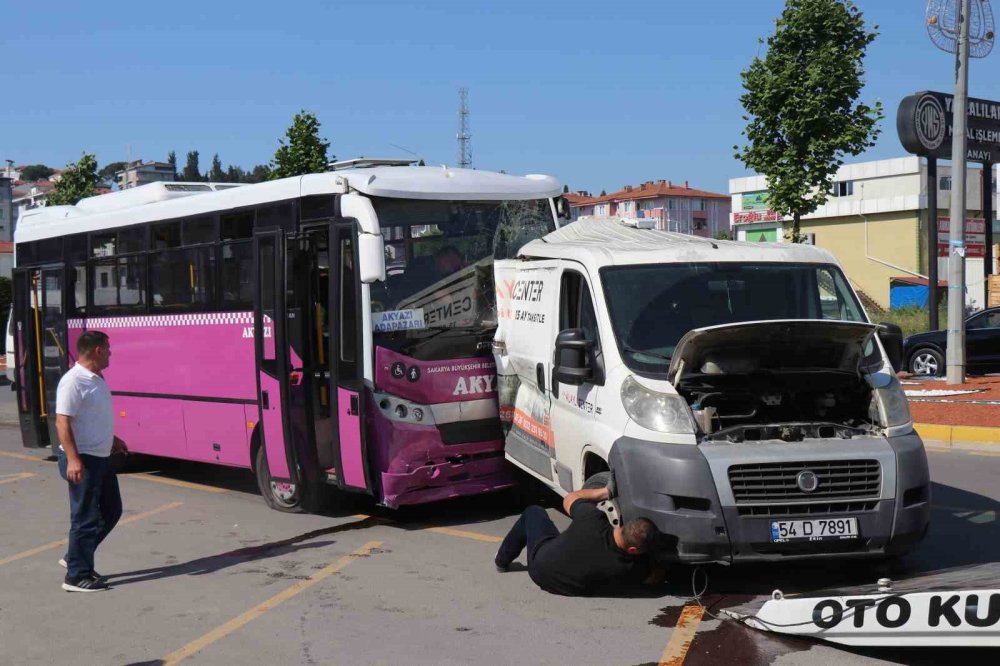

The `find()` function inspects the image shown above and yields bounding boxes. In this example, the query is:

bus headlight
[873,375,912,428]
[621,376,695,434]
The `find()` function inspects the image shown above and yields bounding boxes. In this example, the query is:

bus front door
[288,222,373,496]
[328,223,372,494]
[12,266,68,450]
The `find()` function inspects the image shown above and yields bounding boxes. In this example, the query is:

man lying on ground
[495,484,661,596]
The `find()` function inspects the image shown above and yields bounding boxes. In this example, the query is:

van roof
[523,216,838,266]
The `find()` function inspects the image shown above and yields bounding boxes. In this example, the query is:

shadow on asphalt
[107,515,384,586]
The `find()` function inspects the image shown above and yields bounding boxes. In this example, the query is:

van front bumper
[608,433,929,564]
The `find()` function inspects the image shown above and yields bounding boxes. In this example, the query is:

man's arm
[56,415,84,484]
[562,486,610,516]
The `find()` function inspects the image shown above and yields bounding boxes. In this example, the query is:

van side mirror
[553,328,605,390]
[358,233,386,283]
[877,322,904,372]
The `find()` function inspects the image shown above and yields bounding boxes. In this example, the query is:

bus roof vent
[328,157,423,171]
[74,181,215,214]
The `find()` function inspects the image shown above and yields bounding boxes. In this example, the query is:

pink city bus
[12,160,565,511]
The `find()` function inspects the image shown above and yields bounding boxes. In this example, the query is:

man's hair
[77,331,109,358]
[620,517,658,553]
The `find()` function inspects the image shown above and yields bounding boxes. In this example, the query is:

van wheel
[583,471,611,490]
[255,445,306,513]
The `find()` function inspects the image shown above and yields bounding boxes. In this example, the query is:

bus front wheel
[254,445,306,513]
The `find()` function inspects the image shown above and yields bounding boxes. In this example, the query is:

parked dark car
[903,306,1000,375]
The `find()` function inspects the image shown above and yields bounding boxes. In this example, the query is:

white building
[729,156,998,310]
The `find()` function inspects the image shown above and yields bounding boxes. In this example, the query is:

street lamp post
[946,0,972,385]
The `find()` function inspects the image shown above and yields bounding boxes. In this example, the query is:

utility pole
[457,88,472,169]
[946,0,971,385]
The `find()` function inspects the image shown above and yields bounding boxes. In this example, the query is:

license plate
[769,517,859,542]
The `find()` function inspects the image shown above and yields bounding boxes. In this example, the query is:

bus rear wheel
[255,445,306,513]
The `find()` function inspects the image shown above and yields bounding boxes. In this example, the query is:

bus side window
[220,240,253,310]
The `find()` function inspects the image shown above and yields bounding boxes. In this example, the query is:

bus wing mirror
[358,233,386,284]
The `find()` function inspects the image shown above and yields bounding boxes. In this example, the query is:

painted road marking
[126,472,227,494]
[0,451,52,464]
[161,540,383,665]
[424,526,503,543]
[0,501,183,567]
[0,472,36,485]
[658,605,704,666]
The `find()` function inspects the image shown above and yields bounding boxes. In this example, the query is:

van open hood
[667,320,878,383]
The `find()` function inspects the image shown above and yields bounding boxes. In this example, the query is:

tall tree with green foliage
[734,0,882,242]
[182,151,203,181]
[47,154,100,205]
[270,111,331,179]
[209,154,225,182]
[167,151,178,179]
[98,161,128,183]
[19,164,55,182]
[247,164,273,183]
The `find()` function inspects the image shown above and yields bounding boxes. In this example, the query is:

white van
[494,217,929,563]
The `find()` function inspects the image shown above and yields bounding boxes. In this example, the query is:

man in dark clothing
[495,485,659,596]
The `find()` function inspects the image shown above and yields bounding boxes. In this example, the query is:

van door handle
[536,363,546,393]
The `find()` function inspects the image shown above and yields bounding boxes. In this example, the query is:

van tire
[583,471,611,490]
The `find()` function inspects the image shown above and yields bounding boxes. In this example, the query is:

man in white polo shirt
[55,331,127,592]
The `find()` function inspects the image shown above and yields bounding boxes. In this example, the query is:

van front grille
[728,459,881,503]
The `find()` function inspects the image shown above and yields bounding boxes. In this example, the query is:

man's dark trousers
[496,505,560,568]
[58,452,123,579]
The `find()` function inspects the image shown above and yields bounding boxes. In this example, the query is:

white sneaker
[58,558,67,568]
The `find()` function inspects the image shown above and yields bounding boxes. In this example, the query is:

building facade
[567,180,731,237]
[115,161,176,189]
[729,156,998,310]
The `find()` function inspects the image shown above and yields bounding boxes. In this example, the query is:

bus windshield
[370,198,554,334]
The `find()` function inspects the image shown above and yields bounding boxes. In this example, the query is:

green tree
[19,164,54,182]
[246,164,272,183]
[167,151,178,179]
[562,184,570,194]
[47,154,100,205]
[98,161,128,183]
[226,165,246,182]
[599,189,607,196]
[734,0,882,242]
[270,111,331,179]
[182,151,203,181]
[209,153,225,182]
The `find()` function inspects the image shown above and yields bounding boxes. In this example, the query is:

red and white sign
[733,210,784,224]
[937,217,986,257]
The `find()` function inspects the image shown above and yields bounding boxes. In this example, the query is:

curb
[915,422,1000,448]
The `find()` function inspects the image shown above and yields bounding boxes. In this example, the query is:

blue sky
[5,0,999,194]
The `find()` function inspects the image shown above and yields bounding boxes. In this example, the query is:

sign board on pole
[898,91,1000,163]
[937,217,986,257]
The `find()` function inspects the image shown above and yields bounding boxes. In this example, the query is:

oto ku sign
[898,90,1000,163]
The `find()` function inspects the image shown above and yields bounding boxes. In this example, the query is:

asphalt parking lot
[2,404,1000,664]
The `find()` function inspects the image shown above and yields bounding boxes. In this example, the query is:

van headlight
[873,375,912,428]
[620,376,695,434]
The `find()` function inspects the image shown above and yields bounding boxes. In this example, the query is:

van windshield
[601,262,867,374]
